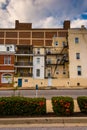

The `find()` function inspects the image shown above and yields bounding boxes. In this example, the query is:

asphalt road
[0,126,87,130]
[0,89,87,99]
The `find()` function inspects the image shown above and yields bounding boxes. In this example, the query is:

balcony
[15,73,32,77]
[15,62,33,68]
[15,50,33,56]
[46,49,63,55]
[46,60,57,65]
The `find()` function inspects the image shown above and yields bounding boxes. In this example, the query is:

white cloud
[71,19,87,28]
[0,0,87,28]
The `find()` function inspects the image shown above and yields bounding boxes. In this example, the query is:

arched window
[1,74,12,83]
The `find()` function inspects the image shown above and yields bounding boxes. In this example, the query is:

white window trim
[4,56,11,65]
[1,73,12,83]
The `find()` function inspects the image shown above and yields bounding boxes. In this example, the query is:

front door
[18,79,22,87]
[48,78,52,86]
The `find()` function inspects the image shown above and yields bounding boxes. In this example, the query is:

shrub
[77,96,87,114]
[0,97,46,116]
[52,96,74,116]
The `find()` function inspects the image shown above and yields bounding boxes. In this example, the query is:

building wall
[1,20,87,88]
[68,28,87,86]
[0,45,15,87]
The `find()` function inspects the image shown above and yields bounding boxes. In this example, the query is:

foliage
[77,96,87,114]
[52,96,74,116]
[0,97,46,116]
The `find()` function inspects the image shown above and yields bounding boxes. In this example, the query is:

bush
[0,97,46,116]
[52,96,74,116]
[77,96,87,114]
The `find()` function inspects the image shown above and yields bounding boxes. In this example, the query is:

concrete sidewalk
[0,117,87,127]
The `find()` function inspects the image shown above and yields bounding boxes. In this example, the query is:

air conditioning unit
[7,46,10,51]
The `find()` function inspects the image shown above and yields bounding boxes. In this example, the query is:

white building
[33,47,45,79]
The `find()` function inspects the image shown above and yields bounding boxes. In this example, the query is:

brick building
[0,20,87,88]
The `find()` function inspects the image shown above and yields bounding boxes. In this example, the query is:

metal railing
[15,62,33,66]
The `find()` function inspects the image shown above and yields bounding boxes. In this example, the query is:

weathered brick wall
[6,32,17,38]
[45,32,57,38]
[5,39,17,44]
[58,32,67,37]
[0,55,14,65]
[45,40,52,46]
[0,39,4,44]
[15,20,32,30]
[0,32,4,37]
[19,40,30,44]
[19,32,31,38]
[0,66,14,70]
[32,40,44,46]
[32,32,44,38]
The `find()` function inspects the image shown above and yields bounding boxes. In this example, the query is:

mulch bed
[0,112,87,118]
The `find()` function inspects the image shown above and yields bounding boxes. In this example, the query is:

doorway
[18,79,22,87]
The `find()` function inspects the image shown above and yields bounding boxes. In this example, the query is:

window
[63,71,66,75]
[36,69,40,77]
[77,66,82,75]
[75,37,79,43]
[37,48,40,54]
[62,42,65,47]
[48,70,51,77]
[56,71,59,74]
[4,56,11,64]
[24,79,28,82]
[37,58,40,64]
[54,41,58,46]
[47,58,51,64]
[1,74,12,83]
[47,48,51,54]
[76,53,80,59]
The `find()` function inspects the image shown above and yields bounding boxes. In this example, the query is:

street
[0,126,87,130]
[0,89,87,99]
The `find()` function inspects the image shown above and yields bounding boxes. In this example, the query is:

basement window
[77,83,80,86]
[24,79,28,82]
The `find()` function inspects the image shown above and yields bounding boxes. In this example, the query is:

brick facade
[0,54,14,87]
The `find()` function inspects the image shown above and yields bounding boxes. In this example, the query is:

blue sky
[0,0,87,28]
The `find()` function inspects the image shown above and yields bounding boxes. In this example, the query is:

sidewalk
[0,117,87,127]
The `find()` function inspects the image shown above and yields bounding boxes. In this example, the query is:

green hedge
[52,96,74,116]
[0,97,46,116]
[77,96,87,114]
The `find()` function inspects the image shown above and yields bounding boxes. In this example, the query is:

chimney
[15,20,19,29]
[63,20,70,29]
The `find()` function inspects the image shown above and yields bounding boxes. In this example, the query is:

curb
[0,87,87,90]
[0,117,87,125]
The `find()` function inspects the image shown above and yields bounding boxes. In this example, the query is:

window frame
[75,37,79,43]
[36,69,40,77]
[77,66,82,76]
[1,73,12,83]
[54,41,58,46]
[37,58,40,64]
[76,53,80,59]
[4,55,11,65]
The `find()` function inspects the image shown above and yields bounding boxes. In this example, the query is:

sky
[0,0,87,28]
